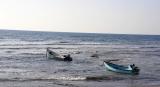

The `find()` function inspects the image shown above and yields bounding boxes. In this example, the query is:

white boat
[103,61,140,75]
[46,48,72,61]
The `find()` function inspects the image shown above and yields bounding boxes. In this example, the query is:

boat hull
[46,48,72,61]
[104,62,139,75]
[46,50,64,61]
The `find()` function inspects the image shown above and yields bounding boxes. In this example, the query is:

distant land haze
[0,0,160,35]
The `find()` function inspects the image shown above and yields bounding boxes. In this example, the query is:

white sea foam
[46,75,86,81]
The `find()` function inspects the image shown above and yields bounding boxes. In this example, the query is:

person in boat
[130,64,135,68]
[130,64,140,73]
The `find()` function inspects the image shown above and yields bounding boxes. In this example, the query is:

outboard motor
[132,65,140,75]
[64,54,72,61]
[133,67,140,72]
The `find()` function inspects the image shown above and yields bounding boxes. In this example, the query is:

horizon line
[0,29,160,36]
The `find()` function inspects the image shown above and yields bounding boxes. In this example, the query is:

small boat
[103,61,140,75]
[46,48,72,61]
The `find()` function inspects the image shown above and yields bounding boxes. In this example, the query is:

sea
[0,30,160,87]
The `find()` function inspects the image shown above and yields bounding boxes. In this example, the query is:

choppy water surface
[0,30,160,87]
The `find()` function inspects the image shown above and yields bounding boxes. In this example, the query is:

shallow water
[0,30,160,87]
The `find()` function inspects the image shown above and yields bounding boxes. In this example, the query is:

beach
[0,30,160,87]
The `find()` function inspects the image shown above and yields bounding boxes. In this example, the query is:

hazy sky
[0,0,160,34]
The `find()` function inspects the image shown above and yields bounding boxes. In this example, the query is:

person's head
[132,64,135,66]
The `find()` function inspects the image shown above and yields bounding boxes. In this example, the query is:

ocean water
[0,30,160,87]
